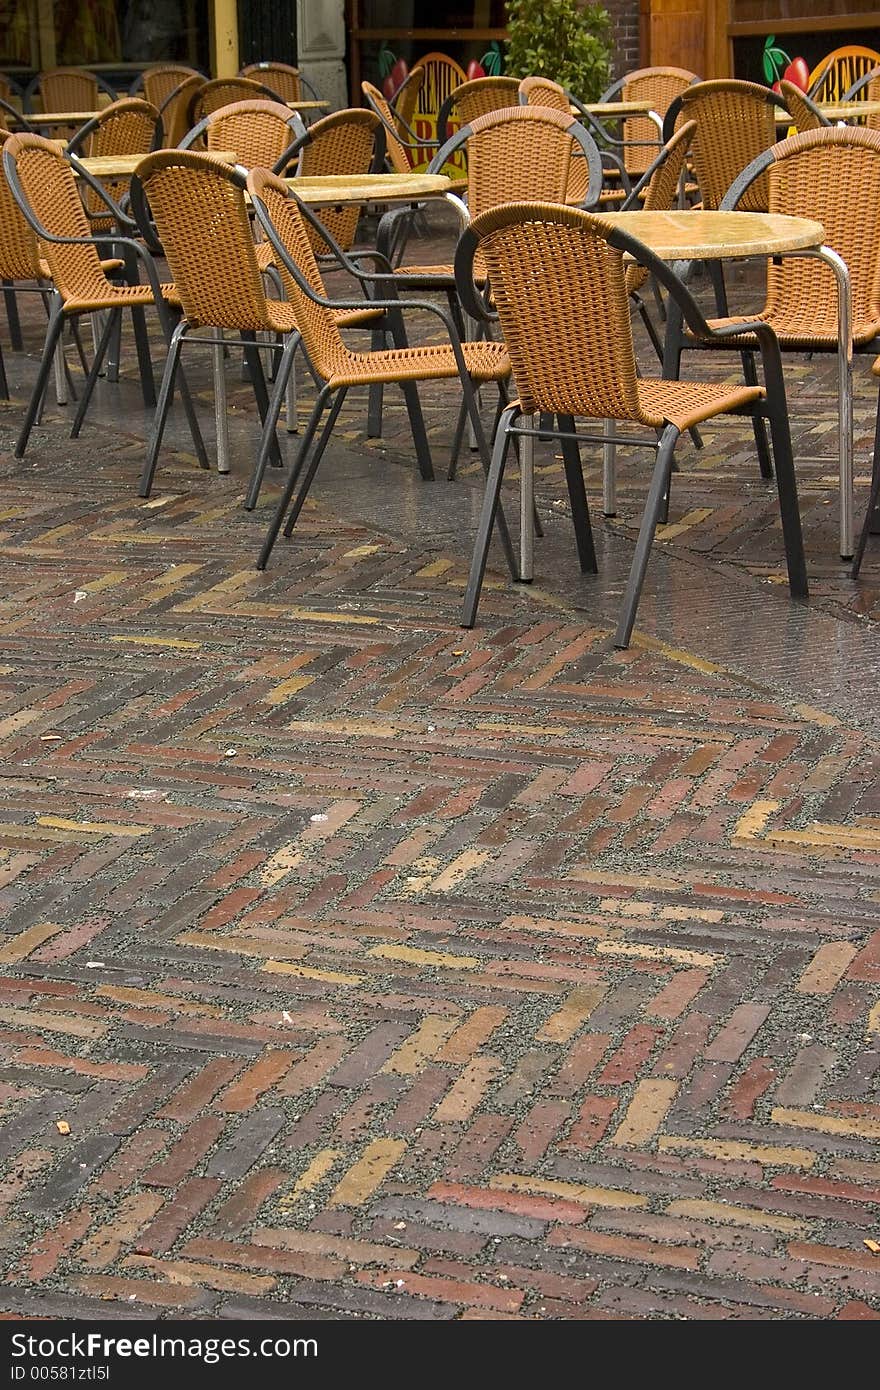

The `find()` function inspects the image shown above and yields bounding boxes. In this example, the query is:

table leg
[817,247,853,559]
[603,419,617,516]
[520,415,535,581]
[213,327,230,475]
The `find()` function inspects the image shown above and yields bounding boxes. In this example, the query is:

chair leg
[130,305,156,407]
[0,340,8,400]
[758,332,807,598]
[138,320,187,498]
[241,331,283,471]
[557,414,598,574]
[256,388,331,570]
[461,404,516,628]
[106,310,122,383]
[153,302,209,472]
[447,393,468,480]
[614,423,680,649]
[742,349,773,479]
[281,390,348,539]
[852,382,880,578]
[15,301,66,459]
[462,372,519,580]
[245,332,298,511]
[3,281,22,351]
[70,309,119,438]
[400,379,434,480]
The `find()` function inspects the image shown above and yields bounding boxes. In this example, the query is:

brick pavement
[0,219,878,1320]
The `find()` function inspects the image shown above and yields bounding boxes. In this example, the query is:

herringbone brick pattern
[0,232,878,1320]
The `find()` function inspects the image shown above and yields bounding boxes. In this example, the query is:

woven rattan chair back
[135,151,274,332]
[451,106,595,219]
[615,67,696,176]
[3,133,119,304]
[624,119,696,295]
[438,76,520,145]
[393,65,425,135]
[362,81,412,174]
[72,97,160,227]
[182,99,298,168]
[466,201,646,421]
[191,77,279,125]
[763,126,880,341]
[140,64,201,110]
[0,131,40,281]
[517,77,571,112]
[295,108,380,251]
[32,67,101,113]
[678,79,779,211]
[160,76,205,147]
[809,45,880,103]
[240,62,313,103]
[246,167,350,383]
[776,80,827,132]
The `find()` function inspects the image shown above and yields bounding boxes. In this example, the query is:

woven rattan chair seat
[327,337,509,390]
[636,377,763,430]
[64,280,177,314]
[699,309,880,350]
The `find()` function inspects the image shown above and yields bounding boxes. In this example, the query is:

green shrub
[505,0,612,103]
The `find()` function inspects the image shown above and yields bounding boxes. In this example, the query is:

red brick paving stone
[705,1003,771,1063]
[722,1057,777,1119]
[140,1116,226,1188]
[547,1226,704,1272]
[428,1180,587,1226]
[846,930,880,982]
[547,1033,611,1096]
[212,1168,289,1236]
[159,1057,244,1121]
[89,1128,169,1196]
[837,1301,880,1319]
[15,1205,92,1282]
[597,1025,664,1085]
[512,1099,571,1166]
[215,1050,298,1113]
[135,1178,222,1254]
[356,1267,525,1314]
[560,1095,621,1152]
[275,1036,350,1096]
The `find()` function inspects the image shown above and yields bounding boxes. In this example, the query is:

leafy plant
[505,0,612,103]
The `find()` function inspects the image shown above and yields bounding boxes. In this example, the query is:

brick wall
[601,0,641,79]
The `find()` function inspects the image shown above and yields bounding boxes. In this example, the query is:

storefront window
[1,1,209,73]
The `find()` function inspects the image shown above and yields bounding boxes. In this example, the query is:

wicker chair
[159,75,206,147]
[392,65,425,138]
[382,105,604,291]
[180,99,301,170]
[809,46,880,103]
[244,165,516,572]
[134,64,202,108]
[842,67,880,130]
[239,62,320,103]
[662,79,781,212]
[2,133,207,467]
[291,108,383,254]
[517,75,636,203]
[25,67,116,115]
[362,81,435,175]
[601,66,698,177]
[667,125,880,542]
[67,98,160,230]
[777,80,828,133]
[852,356,880,575]
[453,201,807,643]
[190,77,282,125]
[436,76,520,146]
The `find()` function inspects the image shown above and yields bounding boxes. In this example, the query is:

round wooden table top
[581,100,658,118]
[287,172,452,205]
[284,100,331,111]
[818,99,880,120]
[594,209,826,260]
